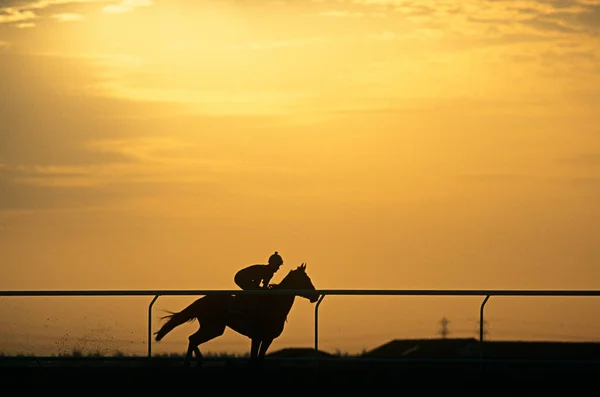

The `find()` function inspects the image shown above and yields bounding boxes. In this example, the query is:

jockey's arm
[261,274,273,289]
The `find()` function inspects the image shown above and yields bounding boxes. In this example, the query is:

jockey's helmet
[268,251,283,266]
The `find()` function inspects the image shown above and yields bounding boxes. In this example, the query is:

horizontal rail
[2,289,600,297]
[2,289,599,367]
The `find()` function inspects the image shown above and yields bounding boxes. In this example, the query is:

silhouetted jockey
[233,251,284,316]
[234,251,283,290]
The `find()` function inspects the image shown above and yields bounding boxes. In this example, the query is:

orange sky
[1,0,600,356]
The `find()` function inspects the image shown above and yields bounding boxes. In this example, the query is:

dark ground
[0,357,597,396]
[3,340,600,395]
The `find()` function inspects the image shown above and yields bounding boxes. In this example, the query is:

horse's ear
[301,263,306,270]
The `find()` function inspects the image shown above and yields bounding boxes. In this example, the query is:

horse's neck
[272,289,295,314]
[271,282,297,316]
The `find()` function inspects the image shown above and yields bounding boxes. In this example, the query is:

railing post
[479,294,491,371]
[314,294,326,370]
[314,294,326,353]
[148,295,159,358]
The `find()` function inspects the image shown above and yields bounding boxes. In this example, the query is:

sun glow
[1,0,600,357]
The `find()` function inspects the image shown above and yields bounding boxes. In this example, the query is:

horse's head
[280,263,319,303]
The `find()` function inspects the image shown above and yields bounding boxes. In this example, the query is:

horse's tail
[154,297,206,342]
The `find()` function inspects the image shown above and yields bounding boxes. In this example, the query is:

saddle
[229,292,272,317]
[229,294,259,316]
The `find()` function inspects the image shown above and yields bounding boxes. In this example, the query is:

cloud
[0,0,153,27]
[232,37,329,50]
[317,10,364,17]
[0,50,297,212]
[457,172,600,194]
[3,136,197,189]
[0,131,298,212]
[102,0,152,14]
[0,0,109,26]
[0,52,176,169]
[9,0,106,10]
[95,82,315,116]
[349,0,399,4]
[0,176,110,211]
[316,10,385,18]
[52,12,84,22]
[367,31,396,41]
[549,4,600,33]
[0,8,37,24]
[522,17,582,34]
[340,0,600,38]
[557,153,600,168]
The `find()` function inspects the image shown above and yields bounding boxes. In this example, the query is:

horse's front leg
[258,339,273,359]
[249,339,261,367]
[250,338,261,358]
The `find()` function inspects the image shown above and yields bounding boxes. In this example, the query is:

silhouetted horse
[154,264,319,366]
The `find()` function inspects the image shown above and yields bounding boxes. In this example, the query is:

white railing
[2,289,600,360]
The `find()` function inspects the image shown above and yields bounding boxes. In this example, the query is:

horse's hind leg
[184,325,226,368]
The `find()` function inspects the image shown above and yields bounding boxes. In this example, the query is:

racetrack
[1,355,597,396]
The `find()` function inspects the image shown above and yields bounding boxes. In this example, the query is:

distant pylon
[438,317,450,339]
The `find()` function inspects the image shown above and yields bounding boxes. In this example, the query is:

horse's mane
[275,268,299,288]
[268,269,302,322]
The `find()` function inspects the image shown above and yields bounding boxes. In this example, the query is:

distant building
[362,338,479,359]
[362,338,600,360]
[267,347,335,358]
